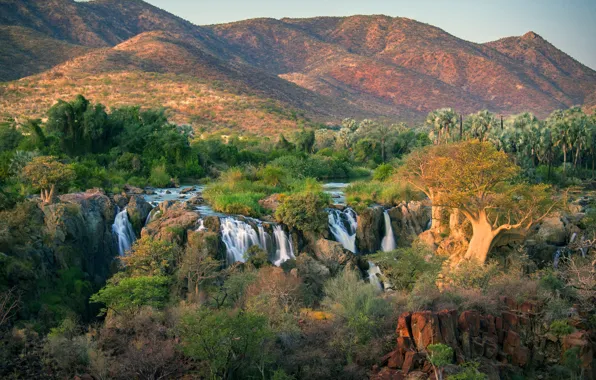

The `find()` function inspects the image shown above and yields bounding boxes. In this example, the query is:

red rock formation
[373,298,595,379]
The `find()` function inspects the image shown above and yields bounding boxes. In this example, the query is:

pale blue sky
[137,0,596,70]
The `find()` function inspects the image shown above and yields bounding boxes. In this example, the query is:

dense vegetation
[1,97,595,379]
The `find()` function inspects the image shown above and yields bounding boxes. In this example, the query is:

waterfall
[367,261,383,291]
[381,210,397,252]
[196,218,207,232]
[328,208,358,253]
[113,207,136,256]
[219,217,294,266]
[272,225,295,266]
[220,217,262,264]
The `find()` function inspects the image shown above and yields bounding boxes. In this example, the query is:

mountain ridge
[1,0,594,133]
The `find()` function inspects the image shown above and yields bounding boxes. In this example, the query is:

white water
[381,210,397,252]
[196,218,207,232]
[113,208,136,256]
[328,208,358,253]
[367,261,383,291]
[219,217,294,266]
[273,225,295,266]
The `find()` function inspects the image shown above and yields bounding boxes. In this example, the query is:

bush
[549,320,574,336]
[43,317,90,375]
[177,308,273,379]
[373,163,394,181]
[369,243,443,291]
[275,191,330,233]
[322,270,391,361]
[90,276,169,317]
[149,164,171,187]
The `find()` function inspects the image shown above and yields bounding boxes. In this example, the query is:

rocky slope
[1,0,595,130]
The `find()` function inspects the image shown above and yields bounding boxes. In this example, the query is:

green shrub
[373,163,394,181]
[177,308,273,379]
[369,243,443,291]
[275,191,330,233]
[448,362,488,380]
[549,320,574,336]
[90,276,169,316]
[149,164,171,187]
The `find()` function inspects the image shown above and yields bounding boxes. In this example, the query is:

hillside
[0,0,595,133]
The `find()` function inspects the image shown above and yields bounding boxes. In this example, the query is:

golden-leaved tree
[23,156,75,204]
[403,140,556,264]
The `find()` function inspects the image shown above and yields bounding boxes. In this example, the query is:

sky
[137,0,596,70]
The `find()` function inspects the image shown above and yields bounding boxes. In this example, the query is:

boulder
[126,195,153,233]
[123,184,144,195]
[534,215,567,245]
[180,187,195,194]
[142,203,200,245]
[187,194,204,205]
[113,194,128,209]
[356,206,383,253]
[313,238,354,274]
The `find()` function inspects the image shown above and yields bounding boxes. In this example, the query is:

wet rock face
[126,195,153,234]
[373,298,595,379]
[356,206,383,253]
[50,189,117,283]
[388,201,431,247]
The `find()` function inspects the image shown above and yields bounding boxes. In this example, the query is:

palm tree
[426,108,458,145]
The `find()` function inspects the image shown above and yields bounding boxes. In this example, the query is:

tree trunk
[563,146,567,175]
[449,208,466,240]
[464,215,495,264]
[431,205,443,235]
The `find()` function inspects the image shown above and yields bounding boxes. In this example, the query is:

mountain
[1,0,595,134]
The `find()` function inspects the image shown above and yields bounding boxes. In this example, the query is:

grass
[345,179,422,209]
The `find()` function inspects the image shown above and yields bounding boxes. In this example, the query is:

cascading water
[196,218,207,232]
[381,210,397,252]
[220,217,263,263]
[367,261,383,291]
[113,207,136,256]
[219,217,294,266]
[273,225,295,266]
[328,208,358,253]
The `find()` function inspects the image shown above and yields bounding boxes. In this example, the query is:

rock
[295,253,330,296]
[258,193,282,212]
[534,215,567,245]
[113,194,128,209]
[562,331,594,369]
[123,184,144,195]
[356,206,384,253]
[142,203,200,245]
[187,195,204,205]
[180,187,195,194]
[410,311,442,350]
[388,201,431,247]
[144,189,155,195]
[313,238,354,274]
[126,195,153,233]
[417,230,438,251]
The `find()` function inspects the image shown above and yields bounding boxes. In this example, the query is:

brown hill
[1,0,595,132]
[0,25,91,81]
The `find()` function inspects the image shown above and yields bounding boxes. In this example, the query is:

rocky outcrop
[126,195,153,234]
[357,207,384,253]
[142,202,200,245]
[373,299,595,379]
[313,238,355,274]
[388,201,431,247]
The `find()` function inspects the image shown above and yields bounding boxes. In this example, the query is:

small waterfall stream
[219,217,294,266]
[113,207,136,256]
[367,261,383,290]
[381,210,397,252]
[327,208,358,253]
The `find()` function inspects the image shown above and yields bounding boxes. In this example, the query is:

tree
[549,107,587,175]
[403,141,555,264]
[464,110,498,142]
[294,128,315,153]
[426,343,453,380]
[90,276,169,317]
[122,236,181,277]
[177,309,273,379]
[23,156,75,203]
[355,120,400,162]
[426,108,459,145]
